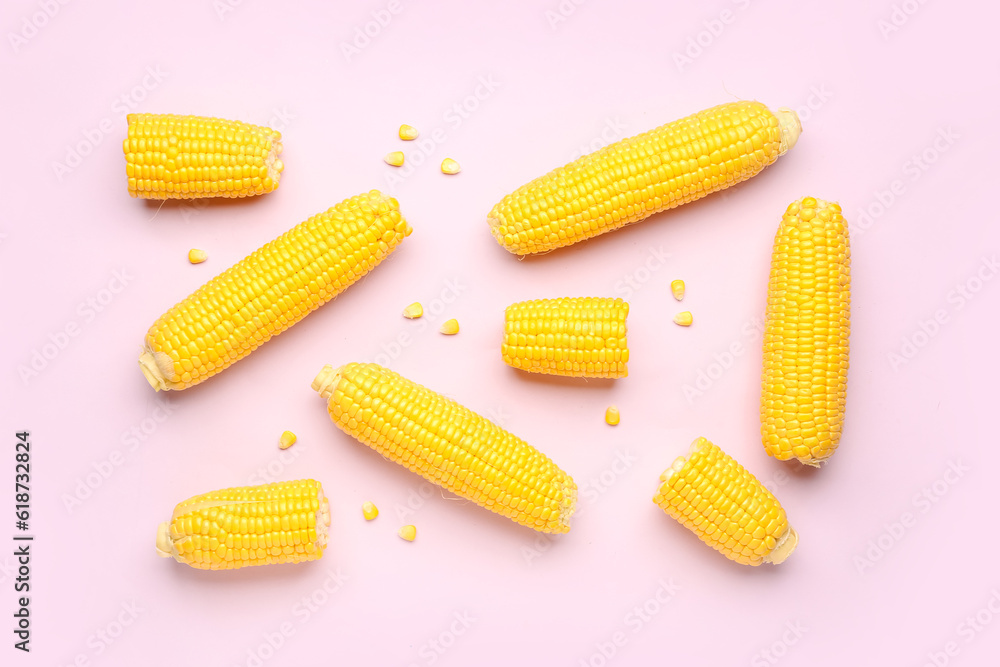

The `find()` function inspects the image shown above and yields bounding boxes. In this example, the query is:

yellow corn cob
[124,113,284,199]
[761,197,850,466]
[489,101,801,255]
[653,437,797,566]
[139,191,411,391]
[312,363,577,533]
[155,480,330,570]
[502,297,629,378]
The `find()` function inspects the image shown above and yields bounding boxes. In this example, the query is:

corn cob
[312,363,577,533]
[653,437,797,566]
[155,480,330,570]
[489,101,800,255]
[124,113,283,199]
[761,197,850,466]
[502,297,629,378]
[139,191,411,391]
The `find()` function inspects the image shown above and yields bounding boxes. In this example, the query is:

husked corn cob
[489,101,800,255]
[761,197,850,466]
[124,113,283,199]
[313,363,577,533]
[653,438,797,566]
[139,191,411,391]
[502,297,629,378]
[155,480,330,570]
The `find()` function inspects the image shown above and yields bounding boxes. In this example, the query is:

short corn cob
[653,437,797,566]
[155,480,330,570]
[124,114,283,199]
[139,191,411,391]
[489,101,801,255]
[502,297,629,378]
[761,197,850,466]
[313,363,577,533]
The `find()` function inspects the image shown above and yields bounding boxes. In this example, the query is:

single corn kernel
[671,280,685,301]
[188,249,208,264]
[605,406,620,426]
[384,151,405,167]
[398,124,419,141]
[362,501,379,521]
[402,302,423,319]
[674,311,693,326]
[278,431,297,450]
[440,318,459,334]
[398,525,417,541]
[440,158,461,174]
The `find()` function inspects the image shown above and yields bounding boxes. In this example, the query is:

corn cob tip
[764,528,798,564]
[312,364,343,400]
[138,349,174,391]
[775,107,801,155]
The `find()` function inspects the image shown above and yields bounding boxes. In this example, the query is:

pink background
[3,1,999,665]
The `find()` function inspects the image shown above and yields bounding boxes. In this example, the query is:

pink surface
[3,1,999,664]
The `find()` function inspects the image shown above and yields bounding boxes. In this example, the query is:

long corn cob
[155,480,330,570]
[653,437,797,566]
[312,363,577,533]
[761,197,850,466]
[124,113,284,199]
[489,101,800,255]
[502,297,629,378]
[139,191,411,391]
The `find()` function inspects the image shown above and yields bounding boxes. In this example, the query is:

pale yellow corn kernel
[605,406,620,426]
[673,311,693,326]
[440,318,459,334]
[138,191,412,392]
[124,113,283,200]
[362,501,379,521]
[398,124,419,141]
[384,151,405,167]
[279,431,297,450]
[440,158,461,174]
[502,297,629,379]
[653,438,797,566]
[155,480,330,570]
[398,525,417,541]
[188,249,208,264]
[312,363,577,533]
[671,279,685,301]
[488,101,801,255]
[761,196,850,466]
[402,302,423,319]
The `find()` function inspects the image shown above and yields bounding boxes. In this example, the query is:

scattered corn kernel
[440,318,459,334]
[440,158,461,174]
[605,406,620,426]
[402,302,423,319]
[278,430,297,450]
[188,249,207,264]
[398,124,419,141]
[398,524,417,541]
[384,151,404,167]
[670,279,685,301]
[673,311,693,326]
[362,501,379,521]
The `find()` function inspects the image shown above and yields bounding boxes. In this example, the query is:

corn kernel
[673,311,693,326]
[398,524,417,541]
[440,158,461,174]
[362,501,379,521]
[384,151,404,167]
[670,279,685,301]
[279,431,297,450]
[440,318,459,335]
[605,406,620,426]
[402,302,423,319]
[188,249,208,264]
[398,124,419,141]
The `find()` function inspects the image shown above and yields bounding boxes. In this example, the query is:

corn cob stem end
[764,527,798,564]
[155,521,174,559]
[312,364,343,400]
[139,349,174,391]
[775,107,801,155]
